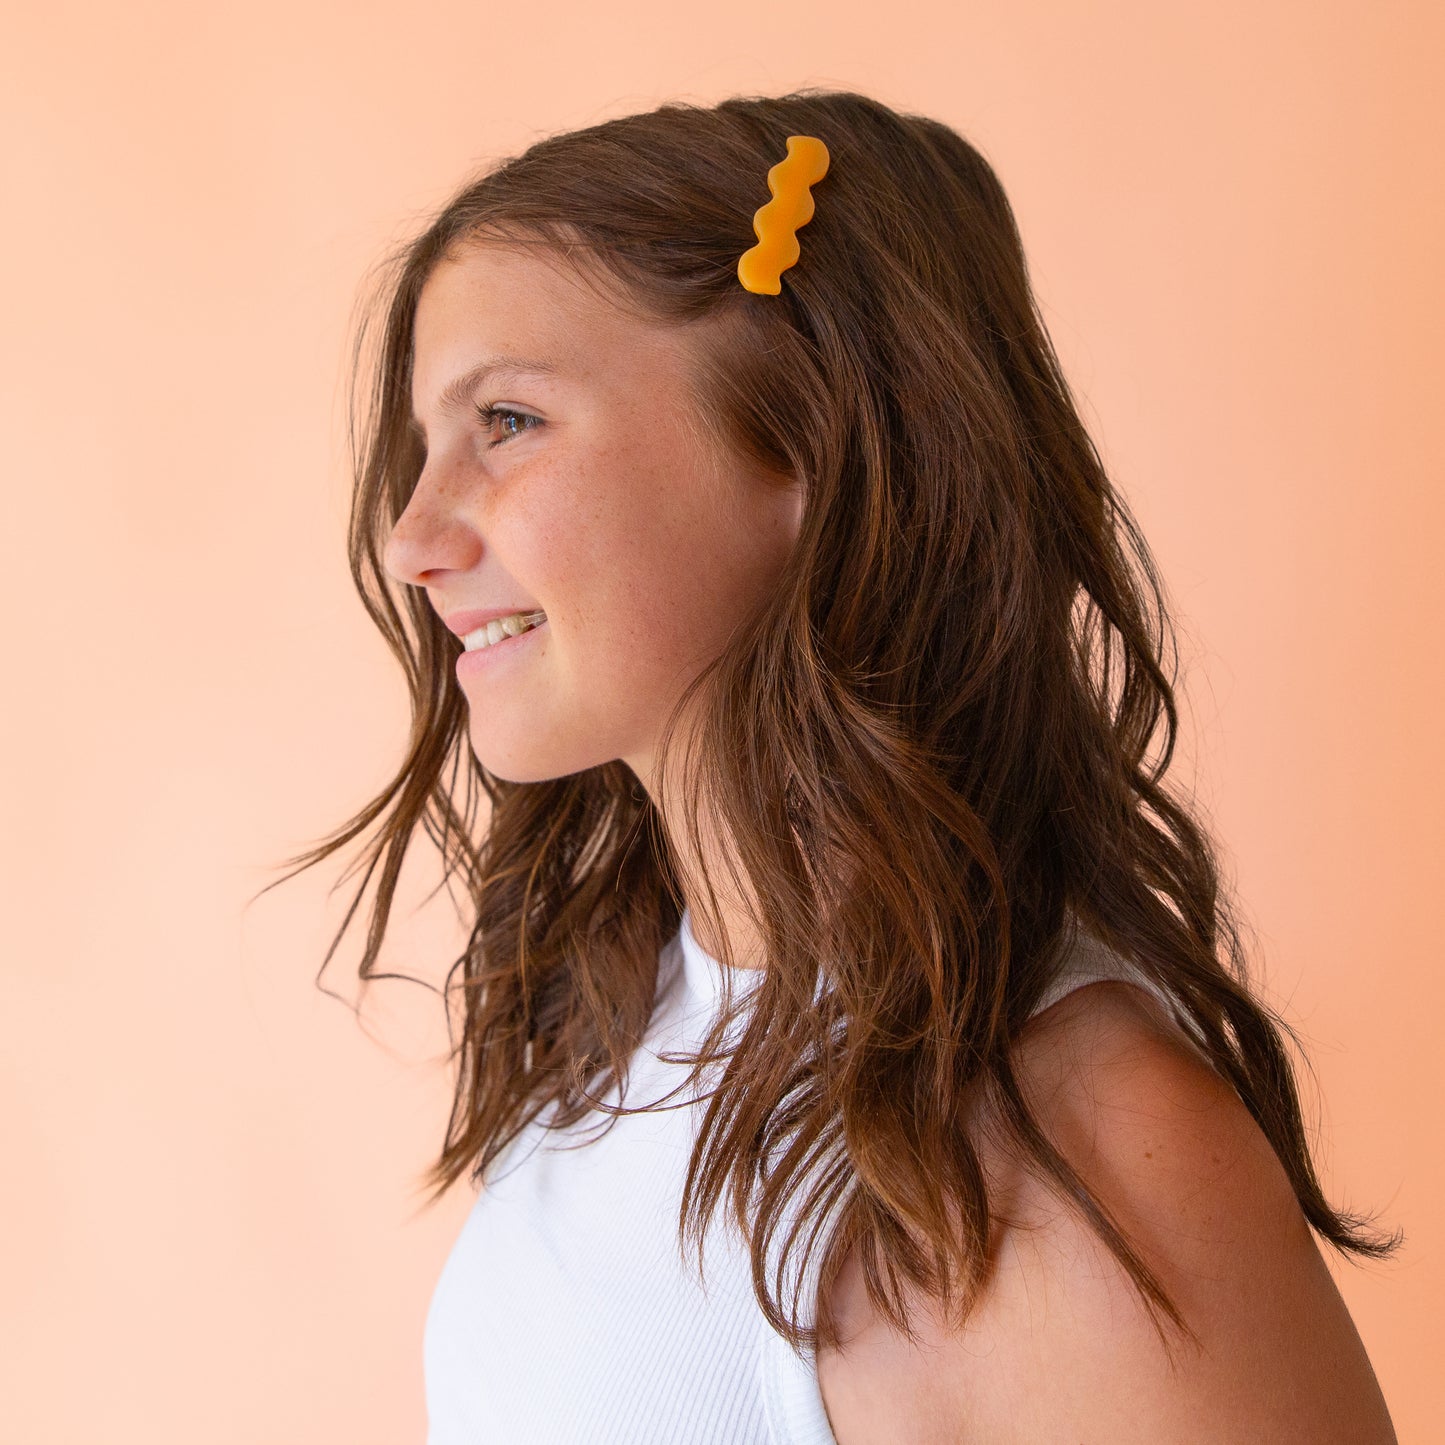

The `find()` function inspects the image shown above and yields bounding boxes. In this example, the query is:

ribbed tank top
[423,909,1192,1444]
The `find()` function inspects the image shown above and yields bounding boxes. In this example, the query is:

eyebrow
[409,354,562,434]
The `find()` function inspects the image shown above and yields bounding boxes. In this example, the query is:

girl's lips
[445,606,546,638]
[455,618,548,678]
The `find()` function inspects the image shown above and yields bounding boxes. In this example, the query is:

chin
[466,731,600,786]
[470,753,558,785]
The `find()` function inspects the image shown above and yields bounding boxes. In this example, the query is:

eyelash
[473,403,541,448]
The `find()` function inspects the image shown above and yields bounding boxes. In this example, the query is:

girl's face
[384,239,804,788]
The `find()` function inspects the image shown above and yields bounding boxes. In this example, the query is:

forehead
[409,241,683,406]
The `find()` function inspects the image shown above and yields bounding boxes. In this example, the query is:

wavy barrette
[736,134,830,296]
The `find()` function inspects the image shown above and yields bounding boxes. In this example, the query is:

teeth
[463,610,546,652]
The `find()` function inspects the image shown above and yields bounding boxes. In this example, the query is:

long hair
[260,87,1401,1358]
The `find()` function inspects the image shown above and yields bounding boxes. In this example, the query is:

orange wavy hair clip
[736,134,830,295]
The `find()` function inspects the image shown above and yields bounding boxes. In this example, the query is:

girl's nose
[382,475,480,588]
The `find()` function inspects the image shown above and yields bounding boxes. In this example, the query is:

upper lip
[442,605,546,638]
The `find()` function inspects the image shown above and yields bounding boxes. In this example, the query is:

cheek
[547,526,741,703]
[539,455,706,616]
[577,536,724,660]
[532,433,775,683]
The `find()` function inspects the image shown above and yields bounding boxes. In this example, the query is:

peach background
[4,1,1440,1440]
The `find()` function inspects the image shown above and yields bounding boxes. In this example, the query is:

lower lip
[456,619,548,679]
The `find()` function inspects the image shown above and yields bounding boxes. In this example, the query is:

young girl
[285,89,1401,1442]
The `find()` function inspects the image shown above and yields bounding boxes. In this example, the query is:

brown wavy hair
[259,87,1401,1360]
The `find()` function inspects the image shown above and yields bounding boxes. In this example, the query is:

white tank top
[423,908,1190,1444]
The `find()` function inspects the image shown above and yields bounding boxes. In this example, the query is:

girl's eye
[474,403,541,448]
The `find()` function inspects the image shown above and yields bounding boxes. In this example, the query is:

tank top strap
[1031,923,1216,1067]
[1031,924,1154,1016]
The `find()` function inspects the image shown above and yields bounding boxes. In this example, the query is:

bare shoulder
[815,980,1398,1445]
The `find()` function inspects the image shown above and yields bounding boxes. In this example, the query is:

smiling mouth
[462,610,548,652]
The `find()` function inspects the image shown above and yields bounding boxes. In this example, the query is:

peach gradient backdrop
[4,3,1439,1441]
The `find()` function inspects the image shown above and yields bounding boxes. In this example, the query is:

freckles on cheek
[524,511,587,606]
